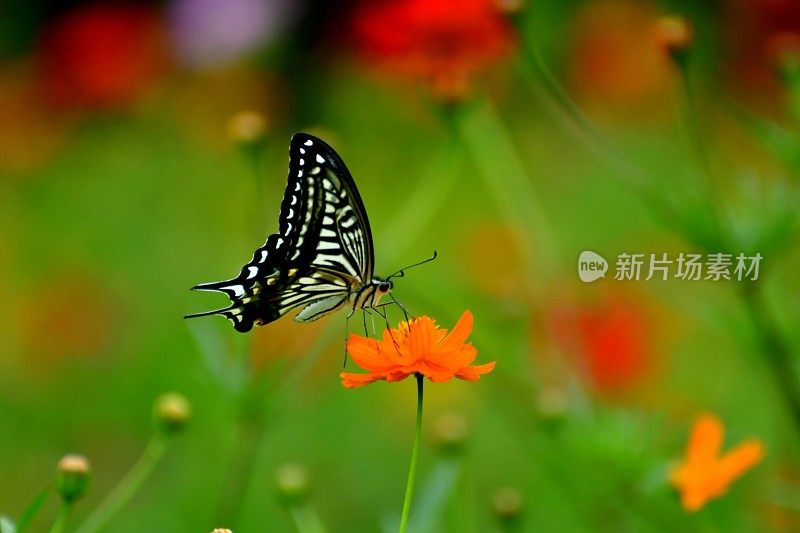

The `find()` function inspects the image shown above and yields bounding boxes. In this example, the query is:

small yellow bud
[275,463,309,506]
[227,111,268,146]
[491,486,523,522]
[56,454,91,503]
[432,413,470,454]
[211,529,233,533]
[496,0,524,15]
[153,392,191,434]
[655,16,694,63]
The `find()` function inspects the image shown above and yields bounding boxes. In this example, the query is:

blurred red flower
[723,0,800,100]
[37,5,167,110]
[351,0,515,100]
[548,291,655,393]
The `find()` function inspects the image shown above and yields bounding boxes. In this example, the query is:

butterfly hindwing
[186,133,375,331]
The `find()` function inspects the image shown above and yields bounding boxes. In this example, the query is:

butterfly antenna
[386,250,438,280]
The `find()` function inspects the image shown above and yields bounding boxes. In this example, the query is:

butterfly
[186,133,406,332]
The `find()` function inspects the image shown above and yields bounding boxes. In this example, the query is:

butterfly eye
[379,281,391,292]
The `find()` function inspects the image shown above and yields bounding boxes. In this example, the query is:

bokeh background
[2,0,800,531]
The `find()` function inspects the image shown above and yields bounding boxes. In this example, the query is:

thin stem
[676,61,729,248]
[49,502,72,533]
[214,408,264,527]
[76,437,167,533]
[289,503,327,533]
[455,97,558,292]
[740,285,800,439]
[399,374,424,533]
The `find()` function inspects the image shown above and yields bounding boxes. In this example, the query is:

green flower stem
[740,285,800,438]
[289,504,327,533]
[49,502,72,533]
[455,97,558,290]
[214,407,264,527]
[399,374,425,533]
[76,437,167,533]
[675,60,730,248]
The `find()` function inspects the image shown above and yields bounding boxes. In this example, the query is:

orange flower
[341,311,495,388]
[670,414,765,512]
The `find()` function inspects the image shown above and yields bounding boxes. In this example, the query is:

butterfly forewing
[186,133,375,332]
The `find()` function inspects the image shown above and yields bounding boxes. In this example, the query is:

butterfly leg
[388,292,414,323]
[342,314,350,368]
[374,305,402,352]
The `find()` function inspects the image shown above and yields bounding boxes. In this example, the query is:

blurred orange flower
[670,414,765,512]
[351,0,515,100]
[341,311,495,388]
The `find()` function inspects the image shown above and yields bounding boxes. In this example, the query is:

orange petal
[347,335,396,372]
[686,414,724,466]
[340,372,385,388]
[713,440,764,491]
[436,311,474,352]
[455,361,496,381]
[405,316,441,357]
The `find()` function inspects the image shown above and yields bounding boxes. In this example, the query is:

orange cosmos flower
[670,414,765,512]
[341,311,495,388]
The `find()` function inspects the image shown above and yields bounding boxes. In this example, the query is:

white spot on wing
[223,285,245,297]
[311,167,321,175]
[299,158,305,166]
[247,266,258,279]
[297,170,302,177]
[300,147,306,154]
[304,139,313,146]
[277,237,284,247]
[287,208,294,218]
[316,154,325,164]
[259,250,268,262]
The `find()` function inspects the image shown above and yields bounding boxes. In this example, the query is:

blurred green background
[1,0,800,531]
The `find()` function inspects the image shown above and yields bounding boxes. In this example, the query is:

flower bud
[536,386,568,421]
[153,392,191,435]
[491,486,523,522]
[211,529,233,533]
[227,110,268,146]
[275,462,309,507]
[432,413,470,455]
[655,16,694,64]
[56,454,91,503]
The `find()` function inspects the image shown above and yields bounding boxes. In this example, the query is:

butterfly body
[186,133,390,332]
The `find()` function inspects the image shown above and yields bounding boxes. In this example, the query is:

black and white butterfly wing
[185,133,376,332]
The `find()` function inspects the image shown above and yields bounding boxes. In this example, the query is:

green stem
[49,502,72,533]
[676,61,729,248]
[399,374,424,533]
[516,31,697,242]
[76,437,167,533]
[740,285,800,440]
[214,407,265,527]
[455,97,558,291]
[289,503,327,533]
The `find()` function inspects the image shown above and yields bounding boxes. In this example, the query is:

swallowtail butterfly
[185,133,397,332]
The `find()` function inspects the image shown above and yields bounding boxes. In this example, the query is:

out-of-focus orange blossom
[567,0,672,120]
